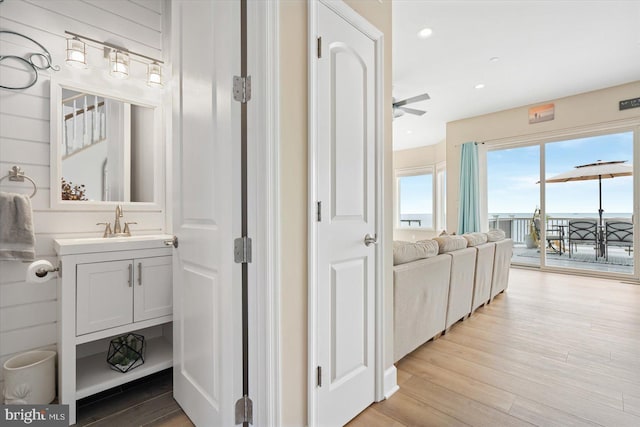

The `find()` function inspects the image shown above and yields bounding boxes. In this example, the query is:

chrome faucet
[114,205,123,234]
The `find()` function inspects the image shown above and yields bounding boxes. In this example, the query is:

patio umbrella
[544,160,633,255]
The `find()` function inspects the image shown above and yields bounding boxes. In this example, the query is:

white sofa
[490,238,513,301]
[471,242,496,312]
[393,255,450,362]
[444,247,476,331]
[393,232,512,362]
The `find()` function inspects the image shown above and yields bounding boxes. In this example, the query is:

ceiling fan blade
[398,106,426,116]
[393,93,430,107]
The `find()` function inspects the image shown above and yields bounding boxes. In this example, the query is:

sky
[399,173,433,214]
[487,131,633,215]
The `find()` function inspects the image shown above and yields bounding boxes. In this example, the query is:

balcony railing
[488,216,633,245]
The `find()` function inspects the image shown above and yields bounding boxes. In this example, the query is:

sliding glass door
[486,128,637,279]
[487,145,540,267]
[544,132,634,275]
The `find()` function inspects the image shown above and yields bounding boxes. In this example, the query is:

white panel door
[133,256,173,322]
[316,2,377,425]
[76,260,133,336]
[172,1,241,426]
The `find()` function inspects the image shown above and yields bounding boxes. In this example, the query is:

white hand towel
[0,192,36,261]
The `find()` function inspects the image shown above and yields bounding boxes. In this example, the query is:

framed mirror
[50,78,164,210]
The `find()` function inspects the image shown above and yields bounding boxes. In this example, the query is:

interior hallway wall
[0,0,167,392]
[446,81,640,234]
[279,0,393,424]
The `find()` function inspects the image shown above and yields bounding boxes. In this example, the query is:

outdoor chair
[534,218,565,254]
[605,220,633,260]
[568,219,598,258]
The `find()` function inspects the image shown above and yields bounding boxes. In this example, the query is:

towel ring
[0,166,37,198]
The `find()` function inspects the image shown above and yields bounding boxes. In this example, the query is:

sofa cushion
[432,235,468,253]
[463,232,488,247]
[486,228,506,242]
[393,240,439,265]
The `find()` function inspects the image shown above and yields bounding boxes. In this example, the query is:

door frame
[307,0,386,425]
[165,0,281,424]
[246,0,282,425]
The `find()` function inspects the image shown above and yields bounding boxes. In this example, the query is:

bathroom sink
[54,234,175,256]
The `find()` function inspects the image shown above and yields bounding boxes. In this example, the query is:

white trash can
[3,350,56,404]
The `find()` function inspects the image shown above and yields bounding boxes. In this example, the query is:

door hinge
[234,236,252,264]
[317,36,322,58]
[233,75,252,103]
[317,366,322,387]
[316,201,322,222]
[235,395,253,425]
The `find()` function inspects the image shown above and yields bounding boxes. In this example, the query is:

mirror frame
[50,76,165,211]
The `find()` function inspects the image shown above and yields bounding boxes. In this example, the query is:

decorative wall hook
[0,30,60,90]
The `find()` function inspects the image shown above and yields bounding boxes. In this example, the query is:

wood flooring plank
[624,393,640,417]
[346,405,405,427]
[396,367,413,386]
[413,347,639,425]
[418,338,624,411]
[77,370,173,425]
[142,408,195,427]
[375,392,470,427]
[397,356,516,413]
[399,375,531,427]
[442,326,640,398]
[84,392,180,427]
[508,396,601,427]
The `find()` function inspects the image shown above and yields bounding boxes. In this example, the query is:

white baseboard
[383,365,399,399]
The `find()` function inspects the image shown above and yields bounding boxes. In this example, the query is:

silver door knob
[364,233,378,246]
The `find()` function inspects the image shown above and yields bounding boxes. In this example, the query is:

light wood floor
[77,268,640,426]
[348,268,640,427]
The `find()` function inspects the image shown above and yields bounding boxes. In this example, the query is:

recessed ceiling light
[475,83,485,89]
[417,28,433,39]
[406,130,413,135]
[489,56,500,62]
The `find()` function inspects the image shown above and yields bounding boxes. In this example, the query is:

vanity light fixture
[65,36,87,68]
[109,50,130,79]
[147,62,163,87]
[64,31,163,87]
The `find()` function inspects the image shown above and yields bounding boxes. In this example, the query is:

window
[398,171,433,228]
[436,163,446,231]
[396,164,446,230]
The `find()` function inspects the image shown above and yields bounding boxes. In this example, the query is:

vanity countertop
[54,234,175,256]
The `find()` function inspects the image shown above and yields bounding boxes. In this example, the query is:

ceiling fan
[392,93,430,118]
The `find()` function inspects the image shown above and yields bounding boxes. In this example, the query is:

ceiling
[392,1,640,151]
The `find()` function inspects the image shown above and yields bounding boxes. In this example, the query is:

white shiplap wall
[0,0,166,390]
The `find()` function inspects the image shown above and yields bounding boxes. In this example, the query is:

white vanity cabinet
[54,235,174,425]
[76,256,172,335]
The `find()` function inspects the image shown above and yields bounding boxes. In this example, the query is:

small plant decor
[107,333,145,373]
[61,177,87,200]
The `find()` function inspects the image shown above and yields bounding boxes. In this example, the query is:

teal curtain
[458,142,480,234]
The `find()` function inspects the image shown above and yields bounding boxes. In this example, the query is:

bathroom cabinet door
[76,260,134,335]
[133,256,173,322]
